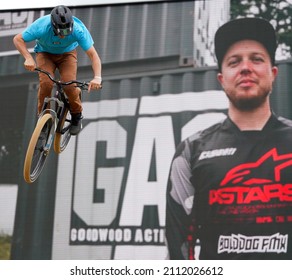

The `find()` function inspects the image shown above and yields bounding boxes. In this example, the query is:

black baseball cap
[214,17,277,71]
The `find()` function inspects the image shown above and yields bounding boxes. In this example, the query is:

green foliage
[230,0,292,58]
[0,235,11,260]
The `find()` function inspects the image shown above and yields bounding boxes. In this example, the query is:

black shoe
[70,113,83,135]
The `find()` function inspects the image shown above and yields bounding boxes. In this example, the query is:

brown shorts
[36,50,82,114]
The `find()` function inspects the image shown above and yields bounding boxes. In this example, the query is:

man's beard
[225,88,271,111]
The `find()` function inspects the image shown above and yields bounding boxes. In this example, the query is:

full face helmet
[51,5,73,36]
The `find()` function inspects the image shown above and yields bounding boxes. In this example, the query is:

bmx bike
[23,68,90,184]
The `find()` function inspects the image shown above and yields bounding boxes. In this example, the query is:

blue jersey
[22,15,94,54]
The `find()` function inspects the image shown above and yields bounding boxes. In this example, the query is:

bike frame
[39,85,68,134]
[36,67,87,134]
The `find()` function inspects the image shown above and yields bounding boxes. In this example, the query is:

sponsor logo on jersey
[218,233,288,254]
[199,148,236,160]
[210,148,292,205]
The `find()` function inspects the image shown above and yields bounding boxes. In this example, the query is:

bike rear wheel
[23,114,55,183]
[54,108,72,153]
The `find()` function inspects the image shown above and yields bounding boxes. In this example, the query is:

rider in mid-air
[13,5,102,135]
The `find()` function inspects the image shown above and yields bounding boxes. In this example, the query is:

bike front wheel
[23,114,55,183]
[54,108,72,154]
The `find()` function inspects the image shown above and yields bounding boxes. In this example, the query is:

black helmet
[51,5,73,36]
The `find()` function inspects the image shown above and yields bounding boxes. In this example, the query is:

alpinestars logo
[210,148,292,205]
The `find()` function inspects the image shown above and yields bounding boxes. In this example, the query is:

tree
[230,0,292,59]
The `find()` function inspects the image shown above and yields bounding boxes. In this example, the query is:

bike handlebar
[35,67,90,90]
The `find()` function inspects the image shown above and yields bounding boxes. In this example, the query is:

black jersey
[166,113,292,260]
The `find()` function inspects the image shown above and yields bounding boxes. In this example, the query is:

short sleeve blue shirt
[22,15,94,54]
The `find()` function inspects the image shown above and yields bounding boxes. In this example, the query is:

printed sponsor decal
[210,148,292,205]
[199,148,236,160]
[221,148,292,186]
[70,227,165,244]
[218,233,288,254]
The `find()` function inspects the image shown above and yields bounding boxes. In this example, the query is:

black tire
[23,114,55,183]
[54,107,72,153]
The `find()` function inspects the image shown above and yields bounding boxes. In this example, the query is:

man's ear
[217,72,223,85]
[271,66,278,81]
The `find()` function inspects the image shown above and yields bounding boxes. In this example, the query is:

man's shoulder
[72,17,90,38]
[187,118,226,143]
[73,17,87,30]
[32,14,51,27]
[174,119,226,158]
[277,115,292,127]
[22,15,51,40]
